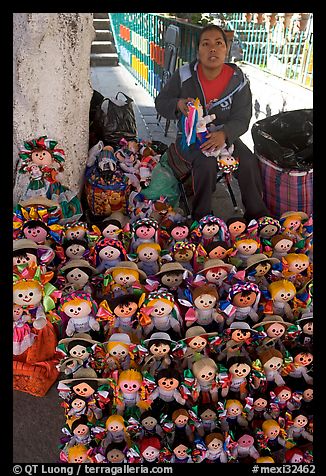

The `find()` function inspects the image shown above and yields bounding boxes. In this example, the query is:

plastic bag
[93,91,137,147]
[142,151,180,207]
[251,109,313,171]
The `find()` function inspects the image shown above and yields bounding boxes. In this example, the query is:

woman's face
[198,29,227,70]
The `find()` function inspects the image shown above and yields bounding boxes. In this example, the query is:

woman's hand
[200,130,226,152]
[177,97,195,116]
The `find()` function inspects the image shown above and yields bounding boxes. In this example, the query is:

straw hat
[144,332,178,346]
[182,325,218,341]
[60,366,108,385]
[59,332,100,347]
[105,261,147,280]
[252,315,292,329]
[229,322,259,333]
[61,259,96,274]
[104,333,131,346]
[13,239,53,253]
[155,262,192,277]
[245,253,280,270]
[198,258,234,274]
[280,211,309,221]
[19,197,60,209]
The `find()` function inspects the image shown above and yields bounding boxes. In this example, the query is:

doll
[21,219,57,246]
[63,222,89,243]
[170,436,193,464]
[138,410,165,439]
[222,282,261,326]
[142,332,177,377]
[65,415,93,447]
[271,234,295,260]
[281,253,311,290]
[226,216,248,245]
[259,419,286,455]
[65,395,98,421]
[196,258,236,298]
[102,333,133,375]
[267,280,297,321]
[63,239,89,261]
[256,455,275,464]
[167,408,195,447]
[257,216,281,252]
[136,242,161,276]
[194,214,229,248]
[246,394,273,427]
[216,145,239,174]
[139,436,161,463]
[298,387,313,417]
[13,238,56,270]
[280,210,309,244]
[192,357,219,404]
[94,216,124,242]
[203,240,233,261]
[105,442,128,463]
[103,262,147,299]
[165,221,191,249]
[286,410,313,443]
[93,237,127,274]
[259,348,286,387]
[196,404,219,436]
[230,233,261,268]
[221,355,259,401]
[57,333,99,376]
[183,285,224,332]
[181,98,216,152]
[201,432,228,463]
[139,290,183,341]
[217,321,258,361]
[281,348,313,387]
[180,326,217,370]
[115,139,142,190]
[285,447,304,464]
[296,312,313,349]
[148,367,186,415]
[252,315,292,354]
[101,414,131,450]
[129,217,159,253]
[269,385,298,419]
[153,262,192,300]
[244,253,280,289]
[170,241,197,273]
[231,431,260,461]
[13,304,36,355]
[58,291,100,337]
[60,259,96,294]
[67,444,92,463]
[115,369,149,416]
[220,399,249,433]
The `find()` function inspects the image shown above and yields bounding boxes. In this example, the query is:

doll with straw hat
[179,325,218,369]
[103,261,147,299]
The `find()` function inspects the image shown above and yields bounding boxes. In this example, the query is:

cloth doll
[267,279,297,321]
[13,304,36,355]
[148,367,186,415]
[59,259,96,294]
[296,312,313,350]
[216,321,258,362]
[280,210,309,244]
[139,436,162,463]
[64,395,99,422]
[135,242,161,276]
[259,348,286,388]
[169,241,197,273]
[192,214,229,248]
[138,290,183,341]
[103,262,147,299]
[252,315,292,354]
[115,139,142,190]
[221,355,260,401]
[104,442,128,463]
[196,404,219,436]
[17,136,82,221]
[180,98,216,154]
[13,238,56,271]
[298,387,313,417]
[216,144,239,174]
[246,394,273,428]
[129,217,159,253]
[58,291,100,337]
[231,431,260,461]
[270,234,295,260]
[115,369,149,417]
[66,444,92,464]
[101,414,131,450]
[93,237,127,274]
[192,357,219,404]
[181,284,224,332]
[222,282,261,326]
[137,410,165,440]
[285,447,305,464]
[62,239,89,262]
[64,415,93,448]
[153,262,192,300]
[281,348,313,387]
[200,432,228,463]
[101,333,134,376]
[226,216,248,245]
[259,419,286,456]
[230,232,262,269]
[286,410,313,443]
[179,326,218,370]
[63,221,89,243]
[281,253,312,290]
[269,385,299,419]
[169,436,193,463]
[195,258,236,298]
[203,240,233,262]
[220,399,249,433]
[92,216,124,243]
[257,216,281,253]
[164,221,191,249]
[244,253,281,290]
[21,217,61,247]
[57,333,99,376]
[142,332,177,377]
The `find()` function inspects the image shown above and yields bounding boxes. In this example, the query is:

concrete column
[13,13,96,204]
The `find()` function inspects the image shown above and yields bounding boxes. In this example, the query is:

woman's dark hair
[198,25,228,48]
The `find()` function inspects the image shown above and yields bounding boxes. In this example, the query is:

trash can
[252,109,313,217]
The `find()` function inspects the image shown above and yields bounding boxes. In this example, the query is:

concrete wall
[239,63,313,151]
[13,13,96,204]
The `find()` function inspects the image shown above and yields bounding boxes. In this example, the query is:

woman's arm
[221,79,252,146]
[155,70,183,120]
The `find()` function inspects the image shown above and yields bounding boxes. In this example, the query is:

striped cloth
[257,154,313,218]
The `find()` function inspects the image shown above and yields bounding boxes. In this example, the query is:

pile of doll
[13,179,313,463]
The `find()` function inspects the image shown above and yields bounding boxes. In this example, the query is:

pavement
[13,63,246,463]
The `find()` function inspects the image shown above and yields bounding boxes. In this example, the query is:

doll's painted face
[228,221,247,237]
[265,323,286,338]
[205,268,228,283]
[171,226,189,241]
[208,246,228,260]
[174,415,189,426]
[13,304,24,321]
[293,415,308,428]
[114,302,138,318]
[102,224,120,239]
[284,218,301,231]
[254,398,267,409]
[202,223,220,237]
[207,438,223,452]
[274,239,293,253]
[227,403,242,416]
[229,363,251,378]
[194,293,217,310]
[272,287,296,303]
[150,301,173,318]
[69,344,91,360]
[238,434,254,448]
[66,226,86,241]
[236,240,259,255]
[136,226,156,239]
[161,272,184,288]
[173,249,194,263]
[142,446,160,462]
[65,244,86,259]
[72,382,96,398]
[99,245,121,262]
[66,268,90,288]
[13,252,37,267]
[68,447,89,463]
[232,291,257,308]
[119,378,141,394]
[231,329,251,343]
[302,321,313,335]
[138,246,159,262]
[265,425,280,439]
[107,420,124,433]
[277,389,292,401]
[201,409,217,421]
[113,271,138,286]
[303,388,313,401]
[254,262,271,277]
[157,376,179,391]
[23,224,48,244]
[173,443,188,458]
[294,352,313,366]
[197,364,216,382]
[142,416,157,430]
[64,301,92,319]
[13,282,42,307]
[290,453,304,464]
[71,398,86,411]
[31,148,53,166]
[109,344,128,360]
[259,224,279,238]
[187,336,207,351]
[73,423,89,437]
[106,448,125,463]
[149,342,170,357]
[264,356,283,371]
[287,256,309,274]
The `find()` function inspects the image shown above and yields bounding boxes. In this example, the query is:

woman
[155,24,270,222]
